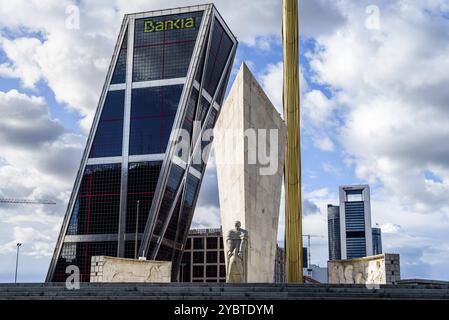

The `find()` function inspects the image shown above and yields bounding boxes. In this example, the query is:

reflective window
[207,237,218,249]
[153,164,185,236]
[197,95,210,126]
[155,244,174,261]
[215,54,233,106]
[163,198,182,241]
[129,85,183,155]
[67,164,121,236]
[176,173,200,244]
[206,251,217,263]
[89,90,125,158]
[193,251,204,264]
[195,44,207,83]
[111,28,128,84]
[192,107,217,173]
[206,265,217,277]
[203,19,233,97]
[126,161,162,234]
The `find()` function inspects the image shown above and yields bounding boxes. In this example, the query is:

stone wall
[90,256,171,283]
[328,253,400,285]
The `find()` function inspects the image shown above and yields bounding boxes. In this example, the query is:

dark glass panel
[185,238,191,250]
[192,265,203,278]
[215,54,233,106]
[133,12,203,82]
[193,251,204,264]
[89,90,125,158]
[176,173,200,244]
[162,197,182,242]
[129,85,183,155]
[219,265,226,278]
[206,265,217,277]
[111,28,128,84]
[124,239,142,259]
[67,164,121,235]
[206,251,217,264]
[164,41,197,79]
[203,19,233,96]
[179,250,191,283]
[155,244,173,261]
[193,237,204,250]
[192,107,217,172]
[126,161,161,233]
[182,251,191,264]
[195,41,207,83]
[197,96,210,126]
[153,164,184,236]
[206,237,218,249]
[131,87,161,117]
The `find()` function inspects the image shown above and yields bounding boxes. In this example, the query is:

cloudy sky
[1,0,449,282]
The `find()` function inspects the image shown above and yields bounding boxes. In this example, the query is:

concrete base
[328,254,400,285]
[90,256,171,283]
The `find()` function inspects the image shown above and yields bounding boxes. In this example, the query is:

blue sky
[1,0,449,283]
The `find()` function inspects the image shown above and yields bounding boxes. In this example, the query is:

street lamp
[15,243,22,283]
[135,200,140,259]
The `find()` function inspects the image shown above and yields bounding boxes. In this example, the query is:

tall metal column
[282,0,303,283]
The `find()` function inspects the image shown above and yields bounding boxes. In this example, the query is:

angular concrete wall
[214,63,286,283]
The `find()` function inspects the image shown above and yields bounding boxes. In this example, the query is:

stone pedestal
[214,63,286,283]
[328,253,401,285]
[90,256,171,283]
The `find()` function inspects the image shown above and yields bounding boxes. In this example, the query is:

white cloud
[259,62,284,115]
[313,136,335,152]
[191,205,221,229]
[306,0,449,278]
[0,226,55,257]
[0,89,82,258]
[0,37,42,88]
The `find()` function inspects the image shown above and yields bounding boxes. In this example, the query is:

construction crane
[302,234,325,267]
[0,197,55,283]
[0,198,56,205]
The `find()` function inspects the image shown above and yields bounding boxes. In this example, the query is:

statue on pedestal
[226,221,248,283]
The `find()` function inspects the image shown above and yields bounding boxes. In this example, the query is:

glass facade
[344,201,366,259]
[89,90,125,158]
[327,204,341,261]
[111,28,128,84]
[47,5,237,283]
[129,85,183,155]
[133,12,203,82]
[180,229,226,282]
[372,227,382,255]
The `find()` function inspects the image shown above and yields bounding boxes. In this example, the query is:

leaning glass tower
[47,4,237,282]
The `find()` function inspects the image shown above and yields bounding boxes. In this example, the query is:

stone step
[0,283,447,300]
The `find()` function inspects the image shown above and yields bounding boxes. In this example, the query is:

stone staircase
[0,283,448,300]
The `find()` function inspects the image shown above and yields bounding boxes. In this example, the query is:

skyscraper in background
[372,227,383,255]
[339,185,373,259]
[327,204,341,260]
[47,4,237,282]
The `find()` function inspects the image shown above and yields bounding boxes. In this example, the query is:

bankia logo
[144,17,195,33]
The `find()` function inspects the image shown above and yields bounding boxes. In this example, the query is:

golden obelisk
[282,0,303,283]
